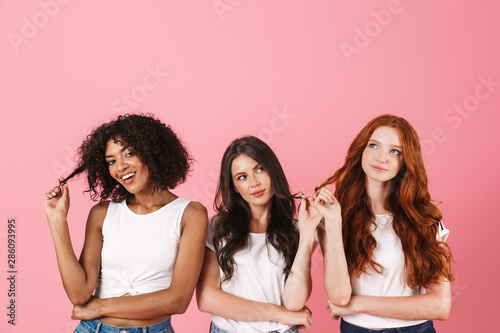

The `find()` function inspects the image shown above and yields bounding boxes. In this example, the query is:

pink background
[1,1,499,332]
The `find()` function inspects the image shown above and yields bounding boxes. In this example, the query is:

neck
[128,189,175,209]
[249,202,272,233]
[366,177,393,215]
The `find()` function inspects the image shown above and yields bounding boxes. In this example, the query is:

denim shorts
[340,318,436,333]
[74,318,174,333]
[209,321,299,333]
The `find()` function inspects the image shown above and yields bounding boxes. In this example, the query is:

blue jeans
[74,318,174,333]
[209,321,300,333]
[340,318,436,333]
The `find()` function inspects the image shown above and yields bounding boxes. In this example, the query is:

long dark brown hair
[317,115,454,289]
[213,136,299,283]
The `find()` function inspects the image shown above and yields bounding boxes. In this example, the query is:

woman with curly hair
[44,114,208,333]
[318,115,455,332]
[196,136,342,333]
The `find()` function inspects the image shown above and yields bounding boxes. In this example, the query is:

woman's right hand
[297,188,322,234]
[44,177,70,222]
[314,183,341,223]
[277,305,313,332]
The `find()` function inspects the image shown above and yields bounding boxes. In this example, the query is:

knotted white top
[95,197,190,298]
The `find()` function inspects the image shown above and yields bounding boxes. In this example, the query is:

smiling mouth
[251,189,266,197]
[371,165,387,172]
[121,172,136,183]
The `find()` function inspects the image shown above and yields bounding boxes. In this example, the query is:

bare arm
[44,182,105,305]
[196,249,313,331]
[328,234,452,320]
[314,186,351,306]
[327,279,451,321]
[73,201,208,320]
[283,193,321,311]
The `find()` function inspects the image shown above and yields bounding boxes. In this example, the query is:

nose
[117,158,128,172]
[249,175,261,187]
[376,150,389,163]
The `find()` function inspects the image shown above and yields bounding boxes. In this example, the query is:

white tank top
[343,214,450,329]
[95,197,191,299]
[205,217,299,333]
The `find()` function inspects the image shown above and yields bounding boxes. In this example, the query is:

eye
[368,143,377,148]
[256,166,264,173]
[237,175,247,181]
[106,159,115,166]
[390,149,401,155]
[125,150,135,157]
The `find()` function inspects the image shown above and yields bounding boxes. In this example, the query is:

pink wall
[1,1,498,332]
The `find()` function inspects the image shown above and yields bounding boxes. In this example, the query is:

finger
[307,314,314,326]
[315,192,332,205]
[59,176,68,190]
[314,196,331,210]
[335,315,340,321]
[47,178,67,199]
[318,188,335,203]
[299,196,307,214]
[49,186,61,198]
[320,185,333,195]
[46,189,60,199]
[300,188,314,201]
[317,178,326,188]
[60,182,69,198]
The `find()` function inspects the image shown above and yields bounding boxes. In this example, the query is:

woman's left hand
[72,297,103,320]
[326,298,357,320]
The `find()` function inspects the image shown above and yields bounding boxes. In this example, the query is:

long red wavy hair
[318,115,454,289]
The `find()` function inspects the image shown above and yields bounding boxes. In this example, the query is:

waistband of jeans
[340,318,433,333]
[79,317,172,333]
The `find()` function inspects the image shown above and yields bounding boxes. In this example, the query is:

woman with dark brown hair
[318,115,454,333]
[197,136,333,333]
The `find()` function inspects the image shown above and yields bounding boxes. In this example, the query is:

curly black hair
[72,113,192,201]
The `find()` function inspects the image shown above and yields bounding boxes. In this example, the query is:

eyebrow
[369,139,402,149]
[105,145,131,159]
[233,163,261,178]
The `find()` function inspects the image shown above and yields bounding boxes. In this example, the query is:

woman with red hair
[318,115,454,332]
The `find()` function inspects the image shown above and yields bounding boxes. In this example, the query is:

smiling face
[361,126,404,184]
[104,137,153,195]
[231,154,274,210]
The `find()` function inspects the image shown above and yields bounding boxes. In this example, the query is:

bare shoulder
[182,201,208,227]
[87,200,111,229]
[89,200,110,217]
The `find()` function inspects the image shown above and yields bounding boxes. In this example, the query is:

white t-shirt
[205,217,294,333]
[343,214,450,329]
